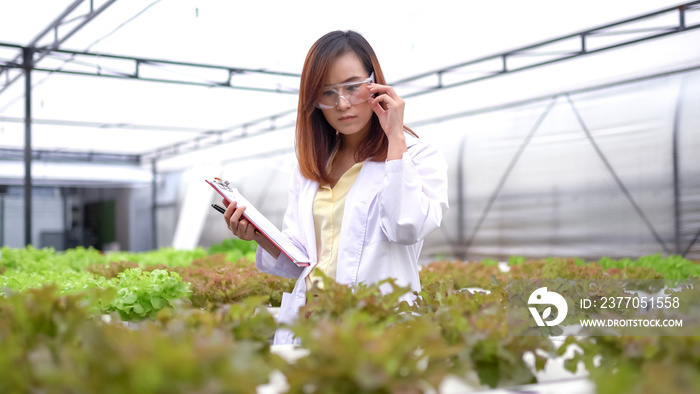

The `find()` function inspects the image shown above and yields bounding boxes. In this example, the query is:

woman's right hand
[222,199,257,241]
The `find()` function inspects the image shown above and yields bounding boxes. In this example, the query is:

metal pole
[456,134,468,260]
[672,78,684,255]
[0,194,4,247]
[151,160,157,250]
[23,47,33,246]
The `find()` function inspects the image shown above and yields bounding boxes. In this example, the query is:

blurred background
[1,0,698,261]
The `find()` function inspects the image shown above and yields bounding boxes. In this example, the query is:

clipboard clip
[212,177,233,192]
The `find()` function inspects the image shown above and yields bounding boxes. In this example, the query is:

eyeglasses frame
[315,72,375,109]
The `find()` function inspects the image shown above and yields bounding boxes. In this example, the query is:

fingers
[222,202,255,241]
[229,205,246,235]
[368,83,404,113]
[242,219,257,240]
[236,214,258,242]
[222,199,230,208]
[370,95,387,116]
[368,83,401,101]
[367,82,405,138]
[223,200,236,225]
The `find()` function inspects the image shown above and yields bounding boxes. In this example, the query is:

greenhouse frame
[1,1,700,393]
[1,0,698,260]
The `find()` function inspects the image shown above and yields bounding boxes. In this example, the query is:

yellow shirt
[306,161,364,289]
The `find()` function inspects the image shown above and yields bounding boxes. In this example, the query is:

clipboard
[206,178,310,267]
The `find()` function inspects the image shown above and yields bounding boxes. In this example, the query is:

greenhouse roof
[1,0,699,180]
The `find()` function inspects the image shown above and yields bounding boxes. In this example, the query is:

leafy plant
[0,285,278,394]
[207,238,257,265]
[290,274,552,391]
[0,245,105,272]
[420,260,506,290]
[415,280,553,388]
[4,245,699,392]
[300,273,415,324]
[286,311,463,393]
[286,276,463,393]
[177,256,295,309]
[508,256,528,266]
[103,247,209,267]
[107,268,190,321]
[0,269,115,297]
[508,257,667,281]
[559,334,700,394]
[86,260,139,279]
[597,254,700,279]
[1,246,110,298]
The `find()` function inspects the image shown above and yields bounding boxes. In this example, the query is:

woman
[223,30,448,345]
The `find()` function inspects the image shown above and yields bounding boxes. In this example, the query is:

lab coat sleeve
[255,167,306,279]
[378,140,449,245]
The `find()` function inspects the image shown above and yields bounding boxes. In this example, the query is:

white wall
[1,187,63,248]
[177,68,700,261]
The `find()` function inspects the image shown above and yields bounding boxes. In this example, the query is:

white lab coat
[255,132,449,344]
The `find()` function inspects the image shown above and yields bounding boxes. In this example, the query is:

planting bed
[1,241,699,393]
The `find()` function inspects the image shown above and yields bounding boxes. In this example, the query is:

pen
[214,203,262,235]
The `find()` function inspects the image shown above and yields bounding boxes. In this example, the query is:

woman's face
[319,52,374,140]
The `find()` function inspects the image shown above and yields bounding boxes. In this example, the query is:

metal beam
[0,0,84,83]
[409,64,700,128]
[0,0,117,96]
[0,148,140,164]
[34,47,301,78]
[394,1,700,99]
[3,65,698,166]
[151,160,157,250]
[34,67,299,94]
[0,115,211,133]
[1,2,698,165]
[140,108,298,163]
[672,76,684,254]
[138,1,700,161]
[455,134,468,259]
[0,42,301,94]
[23,47,32,246]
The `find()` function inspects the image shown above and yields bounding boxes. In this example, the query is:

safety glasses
[315,72,375,109]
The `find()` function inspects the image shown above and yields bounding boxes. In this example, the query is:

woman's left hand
[368,83,405,139]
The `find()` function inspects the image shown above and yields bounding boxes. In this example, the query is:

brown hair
[295,30,416,184]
